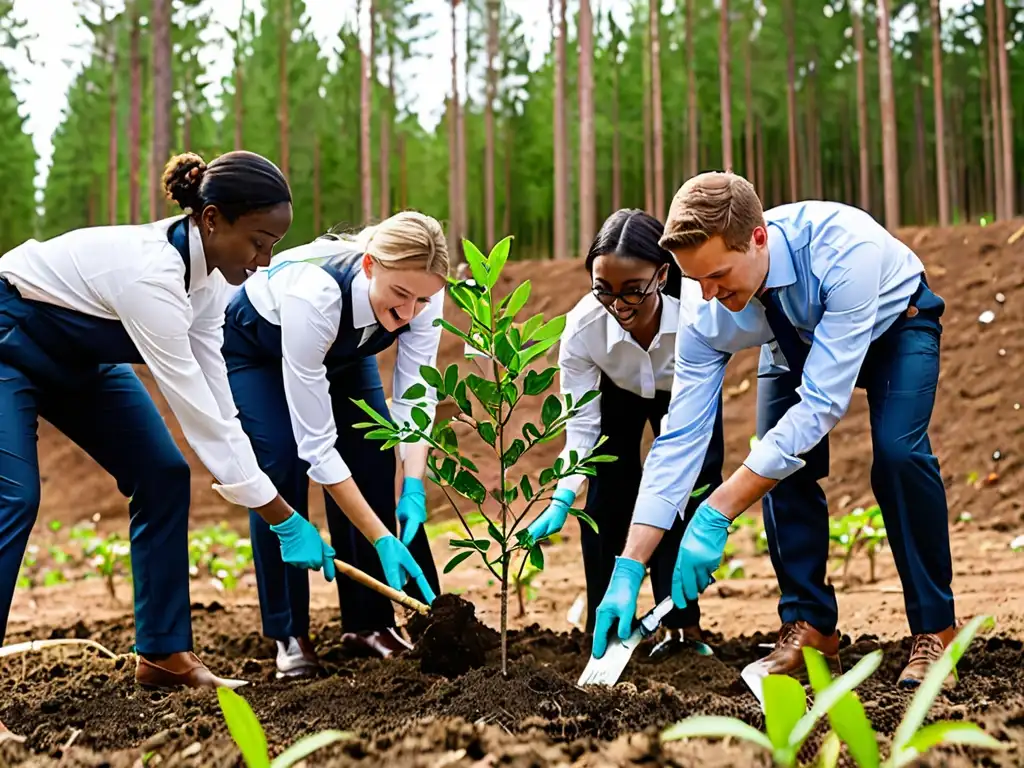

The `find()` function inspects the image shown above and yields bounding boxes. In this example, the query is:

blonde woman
[222,211,447,677]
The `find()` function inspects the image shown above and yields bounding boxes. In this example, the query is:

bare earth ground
[2,220,1024,766]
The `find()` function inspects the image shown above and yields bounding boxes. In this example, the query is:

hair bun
[161,152,207,212]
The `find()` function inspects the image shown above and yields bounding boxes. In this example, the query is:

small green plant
[69,524,132,600]
[189,523,254,591]
[809,614,1004,767]
[829,505,887,585]
[351,236,613,675]
[661,649,884,766]
[216,687,349,768]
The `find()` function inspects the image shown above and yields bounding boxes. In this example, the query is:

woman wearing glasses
[523,209,725,658]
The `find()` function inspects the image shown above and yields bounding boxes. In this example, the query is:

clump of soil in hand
[407,593,500,678]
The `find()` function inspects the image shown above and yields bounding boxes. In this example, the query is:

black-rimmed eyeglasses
[591,270,661,306]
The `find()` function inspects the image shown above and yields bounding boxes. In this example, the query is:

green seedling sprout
[216,687,349,768]
[661,649,883,766]
[351,236,614,675]
[806,614,1005,768]
[829,505,887,585]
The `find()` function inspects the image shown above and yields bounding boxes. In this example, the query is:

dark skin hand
[198,201,293,286]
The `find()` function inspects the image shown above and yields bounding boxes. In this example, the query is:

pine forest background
[0,0,1021,262]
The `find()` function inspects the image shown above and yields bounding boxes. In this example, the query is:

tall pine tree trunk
[642,18,653,215]
[553,0,568,258]
[686,0,697,177]
[985,0,1004,219]
[279,0,290,178]
[105,2,118,226]
[744,30,755,189]
[994,0,1014,217]
[578,0,595,249]
[234,3,245,150]
[503,120,513,235]
[784,0,798,201]
[459,3,470,239]
[612,58,621,212]
[853,7,870,213]
[876,0,900,230]
[380,12,395,221]
[359,0,373,224]
[448,0,461,259]
[649,0,664,216]
[913,70,928,223]
[981,60,994,217]
[128,0,141,224]
[485,0,499,247]
[150,0,171,219]
[930,0,949,225]
[718,0,732,171]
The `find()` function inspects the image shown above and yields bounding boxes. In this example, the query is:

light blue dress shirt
[633,200,926,530]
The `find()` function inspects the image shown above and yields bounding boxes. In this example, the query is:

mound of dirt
[406,594,500,677]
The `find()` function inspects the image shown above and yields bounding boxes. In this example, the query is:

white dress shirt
[553,282,705,496]
[0,215,279,509]
[242,239,445,487]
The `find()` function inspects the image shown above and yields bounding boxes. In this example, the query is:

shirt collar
[763,222,798,291]
[350,266,377,329]
[603,293,678,355]
[186,215,209,293]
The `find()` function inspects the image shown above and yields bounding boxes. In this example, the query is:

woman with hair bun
[222,210,448,675]
[523,208,726,660]
[0,150,332,705]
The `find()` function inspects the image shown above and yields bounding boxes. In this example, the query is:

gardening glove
[374,534,437,605]
[396,476,428,546]
[591,556,646,659]
[270,512,337,582]
[671,500,731,608]
[525,488,576,544]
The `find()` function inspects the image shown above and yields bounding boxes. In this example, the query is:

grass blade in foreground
[662,715,774,752]
[270,729,351,768]
[803,646,880,768]
[217,687,270,768]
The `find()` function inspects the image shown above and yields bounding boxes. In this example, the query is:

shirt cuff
[632,493,679,530]
[743,438,806,481]
[212,472,279,509]
[307,449,352,486]
[555,473,586,497]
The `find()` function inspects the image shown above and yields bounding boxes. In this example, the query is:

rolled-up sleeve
[744,244,882,480]
[633,322,729,530]
[112,270,278,509]
[278,270,351,486]
[554,322,602,497]
[390,289,445,432]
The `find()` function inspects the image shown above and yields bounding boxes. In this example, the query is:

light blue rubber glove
[269,512,337,582]
[374,534,437,605]
[525,488,576,543]
[591,556,646,659]
[671,500,732,608]
[396,477,428,546]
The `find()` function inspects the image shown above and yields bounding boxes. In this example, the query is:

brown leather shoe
[275,635,323,680]
[761,621,842,679]
[341,628,413,658]
[135,652,248,690]
[898,626,957,689]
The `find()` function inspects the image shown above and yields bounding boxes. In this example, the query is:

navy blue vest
[222,250,410,379]
[0,218,192,387]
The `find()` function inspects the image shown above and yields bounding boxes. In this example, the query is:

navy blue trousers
[757,280,955,636]
[580,375,725,632]
[226,355,440,639]
[0,362,193,653]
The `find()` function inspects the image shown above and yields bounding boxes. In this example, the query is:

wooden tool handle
[332,558,430,615]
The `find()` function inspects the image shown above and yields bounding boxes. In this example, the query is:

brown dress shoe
[136,652,248,690]
[761,621,842,679]
[275,635,323,680]
[898,626,957,689]
[341,628,413,658]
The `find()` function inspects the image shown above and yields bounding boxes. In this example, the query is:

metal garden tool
[740,658,772,710]
[578,596,713,686]
[332,558,430,615]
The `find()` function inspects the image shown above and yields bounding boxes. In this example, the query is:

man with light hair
[590,171,957,688]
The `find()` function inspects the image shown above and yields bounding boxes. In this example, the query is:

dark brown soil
[407,593,499,677]
[2,600,1022,767]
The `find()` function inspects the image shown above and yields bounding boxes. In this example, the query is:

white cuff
[212,472,279,509]
[307,449,352,486]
